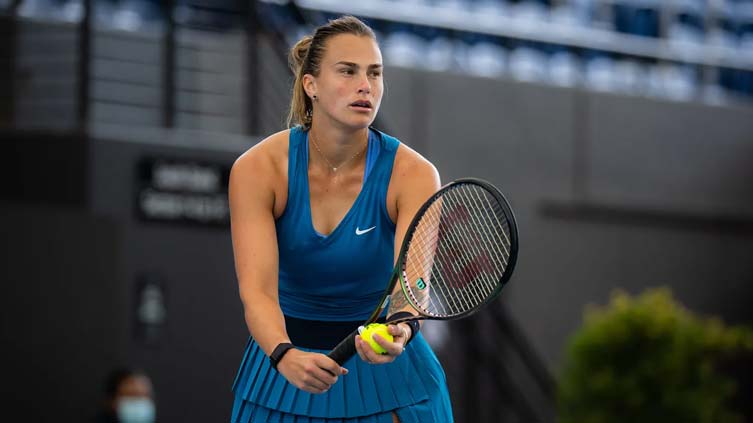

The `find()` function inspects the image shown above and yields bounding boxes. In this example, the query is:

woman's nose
[357,74,371,94]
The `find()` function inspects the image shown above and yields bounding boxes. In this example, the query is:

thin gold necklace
[309,131,366,173]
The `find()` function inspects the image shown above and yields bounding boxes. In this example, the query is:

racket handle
[327,329,359,366]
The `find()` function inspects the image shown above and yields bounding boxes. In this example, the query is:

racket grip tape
[327,329,359,366]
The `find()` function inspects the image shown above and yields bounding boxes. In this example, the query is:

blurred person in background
[228,15,453,423]
[95,367,155,423]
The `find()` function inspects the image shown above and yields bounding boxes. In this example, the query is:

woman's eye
[340,68,354,75]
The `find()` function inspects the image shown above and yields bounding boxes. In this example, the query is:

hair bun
[289,35,313,73]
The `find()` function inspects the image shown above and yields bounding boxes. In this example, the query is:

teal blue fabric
[231,127,453,422]
[231,335,453,422]
[276,127,398,322]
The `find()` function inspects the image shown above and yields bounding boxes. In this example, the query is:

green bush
[557,287,753,423]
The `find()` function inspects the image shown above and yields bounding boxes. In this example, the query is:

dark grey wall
[587,94,753,215]
[2,130,255,422]
[380,67,753,375]
[87,136,252,423]
[1,203,123,421]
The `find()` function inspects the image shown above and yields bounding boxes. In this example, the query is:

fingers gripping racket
[327,178,519,365]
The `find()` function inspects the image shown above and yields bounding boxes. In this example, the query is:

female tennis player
[228,15,453,423]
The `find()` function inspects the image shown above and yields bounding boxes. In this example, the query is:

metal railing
[295,0,753,72]
[455,301,556,422]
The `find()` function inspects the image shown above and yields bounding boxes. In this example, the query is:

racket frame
[326,178,518,365]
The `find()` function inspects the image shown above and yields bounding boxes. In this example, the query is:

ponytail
[287,35,314,129]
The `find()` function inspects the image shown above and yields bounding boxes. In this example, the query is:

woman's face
[305,33,384,130]
[112,375,155,423]
[117,374,153,399]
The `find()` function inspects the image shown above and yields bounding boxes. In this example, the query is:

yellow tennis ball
[360,323,393,355]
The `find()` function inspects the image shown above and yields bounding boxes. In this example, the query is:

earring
[312,95,318,101]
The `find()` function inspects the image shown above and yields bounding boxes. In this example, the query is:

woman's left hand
[355,323,411,364]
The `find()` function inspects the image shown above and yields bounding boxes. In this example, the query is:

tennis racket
[327,178,518,365]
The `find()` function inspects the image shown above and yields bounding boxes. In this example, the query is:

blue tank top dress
[230,127,453,423]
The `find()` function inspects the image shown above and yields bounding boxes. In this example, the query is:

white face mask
[116,397,155,423]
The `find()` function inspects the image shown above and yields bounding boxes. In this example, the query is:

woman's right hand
[277,349,348,394]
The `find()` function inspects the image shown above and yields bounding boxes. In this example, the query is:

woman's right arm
[228,141,346,393]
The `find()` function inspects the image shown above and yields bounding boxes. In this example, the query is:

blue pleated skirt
[230,333,453,423]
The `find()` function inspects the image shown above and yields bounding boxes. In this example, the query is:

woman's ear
[302,74,317,100]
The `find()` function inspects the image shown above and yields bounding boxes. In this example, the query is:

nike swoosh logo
[355,226,376,235]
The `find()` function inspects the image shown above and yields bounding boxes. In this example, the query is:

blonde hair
[287,16,377,129]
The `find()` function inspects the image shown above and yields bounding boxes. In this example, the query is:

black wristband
[386,312,420,346]
[269,342,295,370]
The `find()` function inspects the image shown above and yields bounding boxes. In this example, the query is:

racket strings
[403,184,513,318]
[412,212,495,316]
[430,199,492,312]
[437,202,502,313]
[463,186,513,273]
[434,212,505,313]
